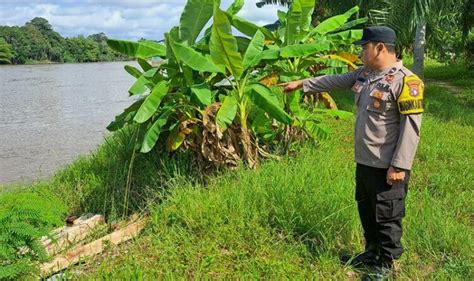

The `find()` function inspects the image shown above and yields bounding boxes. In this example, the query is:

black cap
[354,26,396,46]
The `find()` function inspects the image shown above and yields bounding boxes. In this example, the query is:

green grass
[1,62,473,279]
[76,63,473,279]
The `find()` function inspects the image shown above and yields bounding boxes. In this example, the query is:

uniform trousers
[355,163,409,261]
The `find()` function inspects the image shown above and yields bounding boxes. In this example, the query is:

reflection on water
[0,62,137,186]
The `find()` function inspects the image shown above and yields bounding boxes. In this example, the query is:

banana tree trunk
[413,21,426,80]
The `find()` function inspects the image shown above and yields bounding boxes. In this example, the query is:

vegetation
[0,0,472,279]
[258,0,474,77]
[0,17,128,64]
[0,38,13,64]
[107,0,362,169]
[0,190,67,279]
[1,60,470,279]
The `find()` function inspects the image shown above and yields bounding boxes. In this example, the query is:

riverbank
[1,61,473,279]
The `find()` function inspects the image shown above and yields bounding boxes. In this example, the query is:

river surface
[0,62,137,186]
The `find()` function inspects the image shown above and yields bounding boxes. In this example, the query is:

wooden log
[40,214,105,256]
[40,217,148,277]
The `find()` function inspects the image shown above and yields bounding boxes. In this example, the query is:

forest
[0,17,129,64]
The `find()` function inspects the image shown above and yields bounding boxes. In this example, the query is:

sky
[0,0,287,40]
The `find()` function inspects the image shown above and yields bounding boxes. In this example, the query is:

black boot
[361,259,394,280]
[340,245,379,268]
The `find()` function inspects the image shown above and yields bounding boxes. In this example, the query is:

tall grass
[77,63,473,279]
[2,62,472,279]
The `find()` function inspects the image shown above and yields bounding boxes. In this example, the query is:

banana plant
[105,0,365,168]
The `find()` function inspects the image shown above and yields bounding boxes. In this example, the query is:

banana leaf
[226,0,244,15]
[171,40,224,73]
[216,95,238,131]
[107,98,144,131]
[210,7,243,79]
[302,6,360,42]
[333,17,368,33]
[134,81,169,123]
[280,42,331,58]
[243,30,265,71]
[236,36,251,54]
[137,58,153,72]
[316,66,348,75]
[179,0,214,45]
[191,82,213,106]
[230,15,275,41]
[285,0,302,45]
[141,109,173,153]
[326,30,363,44]
[128,68,159,96]
[107,39,166,58]
[124,65,142,79]
[247,83,292,124]
[299,0,315,33]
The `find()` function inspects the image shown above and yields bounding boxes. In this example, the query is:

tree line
[0,17,129,64]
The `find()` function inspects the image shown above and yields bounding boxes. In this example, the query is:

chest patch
[376,82,391,92]
[398,75,424,114]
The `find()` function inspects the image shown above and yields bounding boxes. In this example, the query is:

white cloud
[0,0,286,40]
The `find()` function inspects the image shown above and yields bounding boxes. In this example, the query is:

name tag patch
[376,82,391,92]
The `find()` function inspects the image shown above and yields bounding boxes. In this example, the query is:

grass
[1,61,473,279]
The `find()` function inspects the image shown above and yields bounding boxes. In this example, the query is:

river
[0,62,137,186]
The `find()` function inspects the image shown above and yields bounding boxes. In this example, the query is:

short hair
[384,43,396,54]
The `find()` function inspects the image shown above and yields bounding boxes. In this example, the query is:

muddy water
[0,62,137,186]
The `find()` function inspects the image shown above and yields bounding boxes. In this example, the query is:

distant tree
[26,17,53,32]
[0,38,13,64]
[0,17,130,64]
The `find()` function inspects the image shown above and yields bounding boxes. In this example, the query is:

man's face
[359,42,377,68]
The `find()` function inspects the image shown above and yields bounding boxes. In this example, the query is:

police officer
[281,26,423,278]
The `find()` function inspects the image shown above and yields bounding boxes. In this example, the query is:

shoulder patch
[398,75,424,114]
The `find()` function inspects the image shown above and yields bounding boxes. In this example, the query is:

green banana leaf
[285,1,302,45]
[179,0,214,45]
[191,82,213,106]
[303,6,359,42]
[141,109,173,153]
[316,66,349,75]
[251,109,275,140]
[216,95,238,131]
[137,58,153,72]
[230,15,275,41]
[261,48,280,60]
[305,121,330,139]
[236,36,251,53]
[226,0,244,15]
[171,40,224,73]
[280,42,331,58]
[134,81,169,123]
[210,6,244,79]
[247,84,292,124]
[107,98,144,131]
[299,0,315,33]
[326,29,363,43]
[124,65,142,79]
[243,30,265,71]
[128,68,159,96]
[107,39,166,59]
[333,17,368,33]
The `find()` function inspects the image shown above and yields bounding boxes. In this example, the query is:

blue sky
[0,0,286,40]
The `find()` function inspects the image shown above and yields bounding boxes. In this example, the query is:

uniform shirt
[302,61,423,170]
